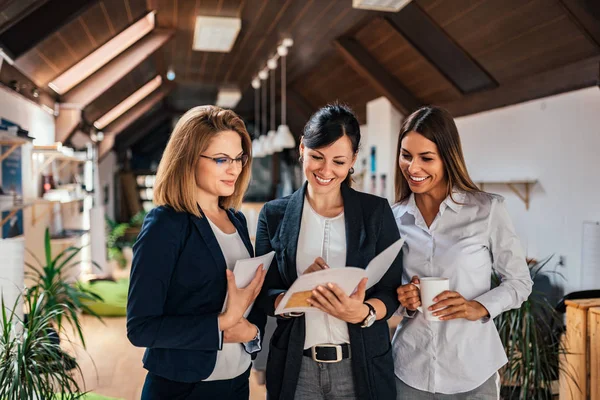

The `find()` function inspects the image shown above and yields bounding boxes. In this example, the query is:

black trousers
[141,366,251,400]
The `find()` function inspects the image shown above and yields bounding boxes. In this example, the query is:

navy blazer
[126,205,265,383]
[255,182,403,400]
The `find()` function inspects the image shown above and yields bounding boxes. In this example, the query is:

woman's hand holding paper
[306,278,370,324]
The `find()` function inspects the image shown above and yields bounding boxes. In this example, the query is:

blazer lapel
[278,182,307,285]
[190,210,228,272]
[227,209,254,257]
[342,184,367,269]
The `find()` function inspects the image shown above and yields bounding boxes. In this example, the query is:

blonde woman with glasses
[127,106,266,400]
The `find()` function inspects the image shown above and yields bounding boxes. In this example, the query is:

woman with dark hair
[255,103,403,400]
[392,106,533,399]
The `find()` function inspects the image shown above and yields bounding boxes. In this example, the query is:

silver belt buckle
[311,344,343,363]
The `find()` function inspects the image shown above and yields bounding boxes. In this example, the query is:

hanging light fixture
[274,40,296,150]
[251,77,264,158]
[267,56,282,153]
[258,68,271,155]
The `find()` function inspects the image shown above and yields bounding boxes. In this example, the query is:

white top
[391,190,533,394]
[296,198,350,349]
[204,217,252,381]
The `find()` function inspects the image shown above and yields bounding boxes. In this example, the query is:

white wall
[0,86,55,145]
[98,151,117,220]
[365,97,403,201]
[456,87,600,292]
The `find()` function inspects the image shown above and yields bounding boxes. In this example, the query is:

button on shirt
[205,217,261,381]
[296,198,349,350]
[392,190,532,394]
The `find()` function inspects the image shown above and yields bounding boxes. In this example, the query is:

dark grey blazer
[255,182,403,400]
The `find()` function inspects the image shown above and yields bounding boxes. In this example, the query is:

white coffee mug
[412,277,449,322]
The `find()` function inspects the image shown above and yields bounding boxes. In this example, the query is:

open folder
[222,251,276,317]
[274,237,405,315]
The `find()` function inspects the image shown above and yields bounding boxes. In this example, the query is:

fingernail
[327,283,333,288]
[428,306,433,311]
[433,297,438,302]
[313,290,318,295]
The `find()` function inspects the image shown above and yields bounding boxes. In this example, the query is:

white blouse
[392,190,533,394]
[204,217,252,381]
[296,198,350,349]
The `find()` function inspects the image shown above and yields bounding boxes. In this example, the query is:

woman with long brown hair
[391,106,532,399]
[127,106,266,399]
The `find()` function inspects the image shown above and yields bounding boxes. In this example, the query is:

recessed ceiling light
[49,12,156,95]
[216,87,242,109]
[352,0,413,12]
[93,75,162,129]
[192,16,241,52]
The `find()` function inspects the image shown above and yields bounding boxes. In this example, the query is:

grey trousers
[396,373,500,400]
[294,356,358,400]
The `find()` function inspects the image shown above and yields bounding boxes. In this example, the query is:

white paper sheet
[274,237,404,315]
[222,251,275,317]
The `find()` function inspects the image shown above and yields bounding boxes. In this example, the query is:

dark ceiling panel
[418,0,599,84]
[0,0,97,58]
[0,0,46,34]
[386,2,497,94]
[355,18,462,104]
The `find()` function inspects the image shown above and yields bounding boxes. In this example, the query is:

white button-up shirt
[296,198,350,349]
[205,218,260,381]
[392,190,532,394]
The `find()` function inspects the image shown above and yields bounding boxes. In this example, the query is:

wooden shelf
[0,132,32,162]
[474,179,537,210]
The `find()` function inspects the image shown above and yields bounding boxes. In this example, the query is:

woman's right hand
[219,265,266,331]
[397,276,421,311]
[303,257,329,274]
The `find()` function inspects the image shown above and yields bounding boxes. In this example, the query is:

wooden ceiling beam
[99,84,171,160]
[440,56,600,117]
[115,110,170,151]
[385,2,496,95]
[63,28,173,107]
[334,37,421,116]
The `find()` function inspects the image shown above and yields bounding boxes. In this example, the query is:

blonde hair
[394,106,480,203]
[154,106,252,217]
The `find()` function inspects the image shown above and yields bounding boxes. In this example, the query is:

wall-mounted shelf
[475,180,538,210]
[0,132,32,163]
[30,196,90,226]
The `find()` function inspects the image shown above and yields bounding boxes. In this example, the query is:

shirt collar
[396,188,466,217]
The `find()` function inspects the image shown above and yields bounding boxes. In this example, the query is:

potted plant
[0,292,85,399]
[25,228,103,347]
[105,210,146,270]
[494,256,572,399]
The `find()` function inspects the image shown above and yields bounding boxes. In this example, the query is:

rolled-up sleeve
[368,199,404,321]
[474,198,533,320]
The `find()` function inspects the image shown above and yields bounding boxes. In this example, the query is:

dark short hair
[303,103,360,186]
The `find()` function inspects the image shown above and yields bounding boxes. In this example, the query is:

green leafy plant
[25,228,103,347]
[106,211,146,269]
[0,292,85,399]
[494,256,571,400]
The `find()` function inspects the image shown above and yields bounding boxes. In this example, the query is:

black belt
[303,344,351,363]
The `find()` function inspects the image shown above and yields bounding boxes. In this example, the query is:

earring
[298,155,303,163]
[349,167,355,175]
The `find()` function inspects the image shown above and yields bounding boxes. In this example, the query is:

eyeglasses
[199,154,249,168]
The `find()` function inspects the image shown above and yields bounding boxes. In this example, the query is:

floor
[66,315,267,400]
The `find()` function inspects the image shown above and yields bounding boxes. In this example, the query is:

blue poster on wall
[1,145,23,238]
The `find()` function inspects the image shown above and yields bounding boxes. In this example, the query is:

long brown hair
[394,106,480,203]
[154,105,252,217]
